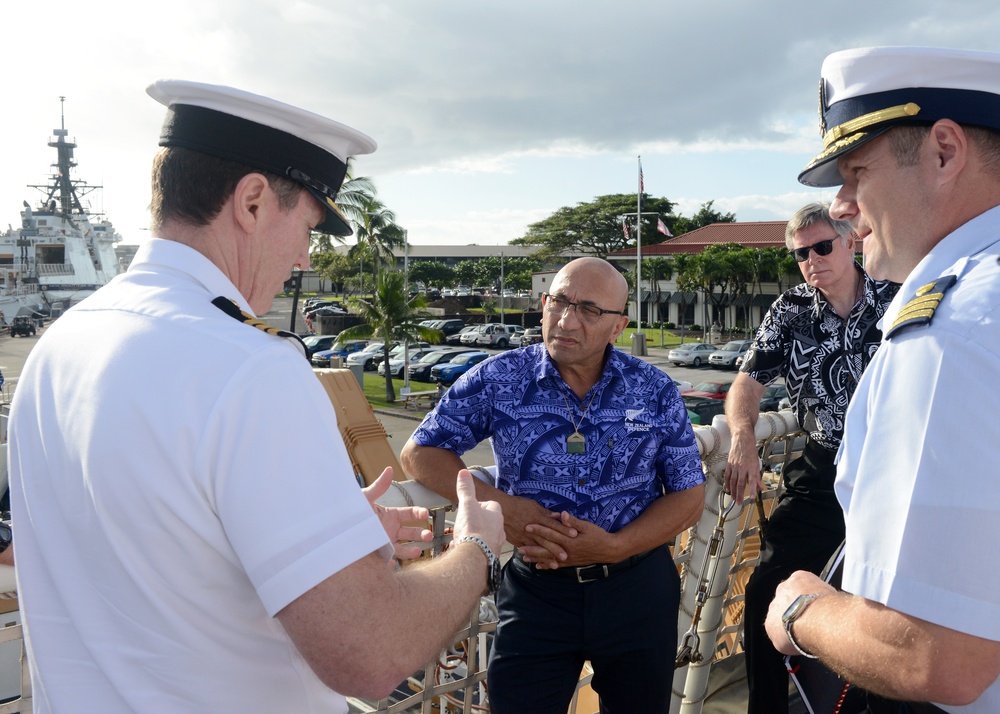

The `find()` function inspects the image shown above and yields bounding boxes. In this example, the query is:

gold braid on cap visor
[823,102,922,148]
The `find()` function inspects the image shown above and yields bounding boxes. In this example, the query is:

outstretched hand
[363,467,433,561]
[452,469,505,556]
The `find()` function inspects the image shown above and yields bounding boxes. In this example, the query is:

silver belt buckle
[575,564,609,584]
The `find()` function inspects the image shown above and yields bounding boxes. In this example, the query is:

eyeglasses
[543,293,626,324]
[788,237,840,262]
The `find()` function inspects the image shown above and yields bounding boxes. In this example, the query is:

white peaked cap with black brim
[147,79,377,236]
[799,46,1000,188]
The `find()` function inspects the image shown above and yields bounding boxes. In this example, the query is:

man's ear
[928,119,968,185]
[232,173,270,234]
[610,314,630,344]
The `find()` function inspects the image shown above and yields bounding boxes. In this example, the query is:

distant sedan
[667,342,717,367]
[681,381,732,400]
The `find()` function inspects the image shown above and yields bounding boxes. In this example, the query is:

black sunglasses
[789,237,839,262]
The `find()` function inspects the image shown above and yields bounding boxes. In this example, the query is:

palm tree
[349,197,404,288]
[338,271,441,403]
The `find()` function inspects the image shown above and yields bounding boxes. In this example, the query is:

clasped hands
[508,497,615,570]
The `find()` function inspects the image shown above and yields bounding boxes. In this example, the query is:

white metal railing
[0,412,804,713]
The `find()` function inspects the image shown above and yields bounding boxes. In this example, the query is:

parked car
[372,341,431,368]
[709,340,752,370]
[460,325,486,346]
[476,323,523,349]
[667,342,717,367]
[9,316,36,337]
[682,381,733,400]
[311,339,370,368]
[378,348,436,378]
[344,342,385,371]
[511,326,542,348]
[672,378,694,394]
[301,333,340,358]
[436,319,466,337]
[448,325,481,346]
[760,384,788,412]
[684,396,727,426]
[431,351,490,386]
[304,306,347,331]
[408,349,476,382]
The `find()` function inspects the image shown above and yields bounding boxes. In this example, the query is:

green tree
[310,251,356,300]
[337,271,441,403]
[349,198,404,287]
[512,194,676,260]
[408,261,456,289]
[671,200,737,235]
[454,260,479,287]
[506,270,533,291]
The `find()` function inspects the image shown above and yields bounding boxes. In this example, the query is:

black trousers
[487,545,678,714]
[744,442,846,714]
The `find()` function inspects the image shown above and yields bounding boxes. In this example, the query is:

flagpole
[636,155,642,335]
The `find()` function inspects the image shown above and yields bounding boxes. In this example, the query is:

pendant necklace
[559,386,598,454]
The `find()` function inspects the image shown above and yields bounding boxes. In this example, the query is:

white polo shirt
[10,239,391,713]
[837,206,1000,713]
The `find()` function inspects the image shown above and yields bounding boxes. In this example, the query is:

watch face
[783,594,815,624]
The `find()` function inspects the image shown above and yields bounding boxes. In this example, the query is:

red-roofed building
[597,221,799,338]
[606,221,788,257]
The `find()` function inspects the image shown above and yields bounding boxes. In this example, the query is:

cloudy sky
[3,0,999,248]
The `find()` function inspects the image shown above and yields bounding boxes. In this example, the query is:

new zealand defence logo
[625,407,652,432]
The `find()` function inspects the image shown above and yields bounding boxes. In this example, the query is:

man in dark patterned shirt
[723,202,898,714]
[402,257,705,714]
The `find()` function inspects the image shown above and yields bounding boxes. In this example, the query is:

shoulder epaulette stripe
[212,296,308,360]
[885,274,957,340]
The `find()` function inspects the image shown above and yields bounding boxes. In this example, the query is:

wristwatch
[0,521,11,554]
[781,593,823,658]
[454,535,501,594]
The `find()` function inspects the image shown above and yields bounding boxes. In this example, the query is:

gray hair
[784,202,853,249]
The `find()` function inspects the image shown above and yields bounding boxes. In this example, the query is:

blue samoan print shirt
[411,343,704,532]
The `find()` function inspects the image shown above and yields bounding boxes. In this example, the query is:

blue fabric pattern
[411,343,704,532]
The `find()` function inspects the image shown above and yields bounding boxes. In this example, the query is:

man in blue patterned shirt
[401,257,705,714]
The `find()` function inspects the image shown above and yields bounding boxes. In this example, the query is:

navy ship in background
[0,98,122,323]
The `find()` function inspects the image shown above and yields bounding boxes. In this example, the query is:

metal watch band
[453,535,500,594]
[783,593,823,659]
[453,535,496,563]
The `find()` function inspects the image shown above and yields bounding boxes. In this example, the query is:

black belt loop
[515,547,659,583]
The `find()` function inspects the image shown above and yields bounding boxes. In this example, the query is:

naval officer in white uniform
[765,47,1000,713]
[8,80,504,713]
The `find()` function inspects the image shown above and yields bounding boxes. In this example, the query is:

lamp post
[402,227,410,392]
[499,251,505,327]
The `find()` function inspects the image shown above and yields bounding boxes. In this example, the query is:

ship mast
[28,97,99,218]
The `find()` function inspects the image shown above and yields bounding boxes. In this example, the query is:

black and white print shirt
[740,267,899,452]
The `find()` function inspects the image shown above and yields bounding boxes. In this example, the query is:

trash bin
[347,362,364,389]
[630,332,648,356]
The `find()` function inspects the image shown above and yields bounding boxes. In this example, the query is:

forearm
[791,593,1000,705]
[725,373,765,441]
[402,441,557,546]
[602,485,705,561]
[279,544,491,699]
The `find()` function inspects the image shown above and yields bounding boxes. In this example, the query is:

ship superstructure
[0,98,122,322]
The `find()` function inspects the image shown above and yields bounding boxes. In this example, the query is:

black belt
[515,547,657,584]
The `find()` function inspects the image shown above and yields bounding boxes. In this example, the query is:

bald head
[551,258,629,312]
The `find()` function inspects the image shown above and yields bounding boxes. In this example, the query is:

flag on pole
[622,219,630,241]
[657,217,673,237]
[639,160,645,194]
